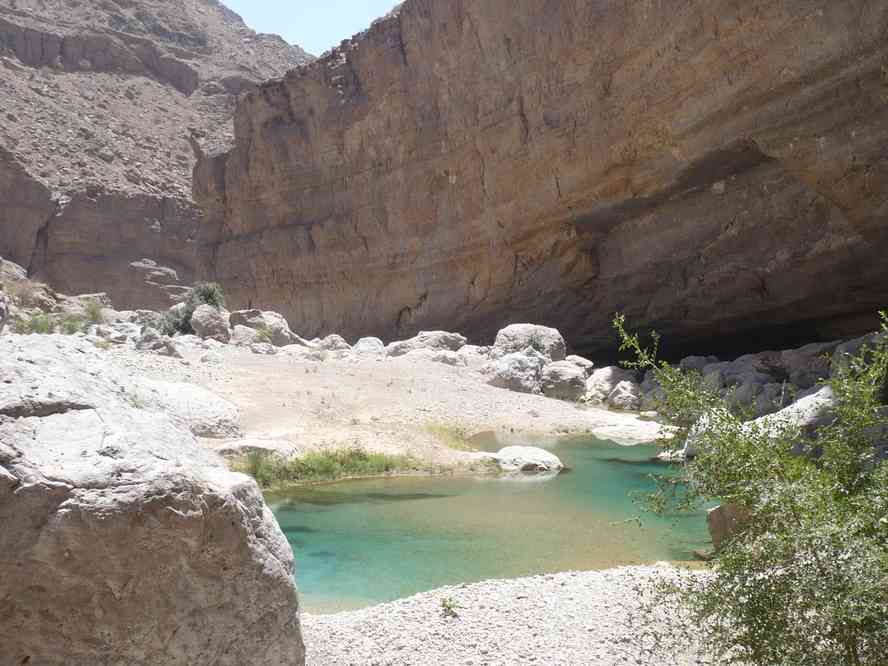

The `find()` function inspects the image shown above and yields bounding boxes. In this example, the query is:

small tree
[614,313,888,666]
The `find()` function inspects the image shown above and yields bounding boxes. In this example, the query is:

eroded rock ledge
[196,0,888,354]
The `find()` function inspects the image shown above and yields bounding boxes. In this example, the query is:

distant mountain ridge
[0,0,311,309]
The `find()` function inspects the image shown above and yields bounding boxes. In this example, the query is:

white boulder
[482,347,547,393]
[386,331,467,357]
[492,323,566,362]
[190,304,230,343]
[494,446,564,473]
[585,366,637,404]
[353,337,385,357]
[541,361,587,401]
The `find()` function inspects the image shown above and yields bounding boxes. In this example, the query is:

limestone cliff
[0,0,310,309]
[196,0,888,353]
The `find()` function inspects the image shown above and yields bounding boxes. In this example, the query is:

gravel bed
[302,565,710,666]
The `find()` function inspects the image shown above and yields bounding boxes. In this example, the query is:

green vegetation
[160,281,226,336]
[59,314,87,335]
[440,596,461,619]
[254,325,273,344]
[13,313,54,334]
[426,423,476,451]
[83,299,105,325]
[614,313,888,666]
[238,447,425,489]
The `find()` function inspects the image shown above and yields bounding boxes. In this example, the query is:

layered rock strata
[196,0,888,353]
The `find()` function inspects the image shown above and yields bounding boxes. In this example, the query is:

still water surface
[268,435,708,612]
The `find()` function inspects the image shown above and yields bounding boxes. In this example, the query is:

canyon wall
[0,0,310,309]
[197,0,888,353]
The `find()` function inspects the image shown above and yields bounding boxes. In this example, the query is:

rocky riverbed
[302,565,708,666]
[0,262,865,664]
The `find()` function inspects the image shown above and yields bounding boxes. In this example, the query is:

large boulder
[585,366,637,404]
[494,446,564,474]
[386,331,467,357]
[319,334,351,352]
[0,335,305,665]
[607,380,642,411]
[353,337,385,357]
[750,385,836,439]
[707,503,750,552]
[135,326,182,358]
[458,344,491,369]
[190,304,230,343]
[231,324,261,347]
[129,378,242,439]
[482,347,547,393]
[565,354,595,376]
[492,324,566,362]
[780,341,838,389]
[541,361,587,401]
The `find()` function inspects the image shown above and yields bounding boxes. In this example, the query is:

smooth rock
[541,361,587,401]
[231,324,261,346]
[129,378,242,439]
[585,366,637,404]
[386,331,467,357]
[320,334,351,352]
[607,380,642,411]
[190,304,230,343]
[494,446,564,474]
[482,347,547,394]
[492,324,566,362]
[565,354,595,376]
[353,337,385,356]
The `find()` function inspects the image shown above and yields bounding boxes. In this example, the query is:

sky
[224,1,402,57]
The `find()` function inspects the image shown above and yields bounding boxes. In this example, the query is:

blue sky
[224,1,402,57]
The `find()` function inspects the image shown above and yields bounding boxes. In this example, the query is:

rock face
[0,0,310,309]
[196,0,888,353]
[0,335,305,665]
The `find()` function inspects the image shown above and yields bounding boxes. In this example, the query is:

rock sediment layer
[197,0,888,352]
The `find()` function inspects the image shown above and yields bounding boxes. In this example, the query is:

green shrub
[426,423,475,451]
[238,447,422,489]
[13,313,54,334]
[160,308,191,336]
[191,282,225,309]
[614,313,888,666]
[59,314,87,335]
[159,282,227,337]
[255,326,273,344]
[83,299,105,325]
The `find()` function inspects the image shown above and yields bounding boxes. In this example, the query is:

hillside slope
[0,0,310,308]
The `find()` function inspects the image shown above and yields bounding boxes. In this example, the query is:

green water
[267,435,710,613]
